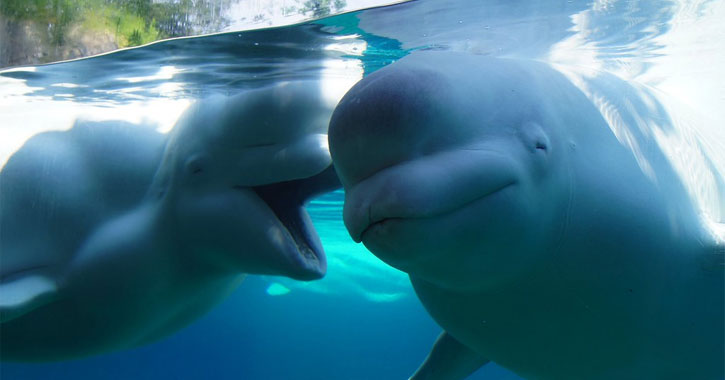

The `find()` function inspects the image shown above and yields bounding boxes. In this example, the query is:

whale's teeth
[301,246,316,260]
[252,184,319,263]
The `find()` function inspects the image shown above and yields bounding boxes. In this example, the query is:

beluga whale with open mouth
[328,51,724,380]
[0,80,339,361]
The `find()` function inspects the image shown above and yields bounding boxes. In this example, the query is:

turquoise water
[1,0,723,379]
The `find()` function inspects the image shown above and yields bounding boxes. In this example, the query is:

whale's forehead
[153,81,337,192]
[329,52,557,188]
[330,66,454,184]
[174,81,335,152]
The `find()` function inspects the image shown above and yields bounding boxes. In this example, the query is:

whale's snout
[341,150,518,244]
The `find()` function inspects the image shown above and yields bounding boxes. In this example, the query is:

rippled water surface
[1,1,723,379]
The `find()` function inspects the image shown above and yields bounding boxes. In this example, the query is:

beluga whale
[0,81,340,361]
[328,51,724,380]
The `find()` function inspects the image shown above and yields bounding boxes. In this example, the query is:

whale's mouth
[249,165,339,280]
[356,183,514,245]
[341,149,519,244]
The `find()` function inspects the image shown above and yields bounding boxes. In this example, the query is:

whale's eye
[185,154,208,176]
[520,122,550,155]
[188,162,203,175]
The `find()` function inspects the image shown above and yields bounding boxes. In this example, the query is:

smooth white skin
[329,51,724,380]
[0,81,338,361]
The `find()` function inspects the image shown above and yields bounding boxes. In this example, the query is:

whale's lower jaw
[250,165,339,280]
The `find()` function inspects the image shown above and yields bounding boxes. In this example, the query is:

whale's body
[0,81,339,361]
[329,51,724,379]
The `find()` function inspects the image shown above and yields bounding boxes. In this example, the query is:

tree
[0,0,236,67]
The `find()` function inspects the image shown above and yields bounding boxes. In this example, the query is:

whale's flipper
[0,273,57,323]
[410,331,489,380]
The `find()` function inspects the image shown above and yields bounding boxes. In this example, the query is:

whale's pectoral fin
[0,273,58,323]
[409,331,490,380]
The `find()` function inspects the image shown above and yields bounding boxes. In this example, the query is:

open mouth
[248,165,340,280]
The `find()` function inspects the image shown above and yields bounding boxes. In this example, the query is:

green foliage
[0,0,74,21]
[79,2,159,47]
[1,0,83,44]
[0,0,349,66]
[0,0,233,49]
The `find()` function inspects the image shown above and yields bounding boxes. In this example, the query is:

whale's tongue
[251,165,340,280]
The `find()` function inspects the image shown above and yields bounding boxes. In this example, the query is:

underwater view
[1,0,723,379]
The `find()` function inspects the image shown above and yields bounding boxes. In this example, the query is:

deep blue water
[1,278,466,379]
[0,191,522,379]
[0,283,520,379]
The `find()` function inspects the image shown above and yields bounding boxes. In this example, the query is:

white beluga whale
[0,81,340,361]
[328,51,724,379]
